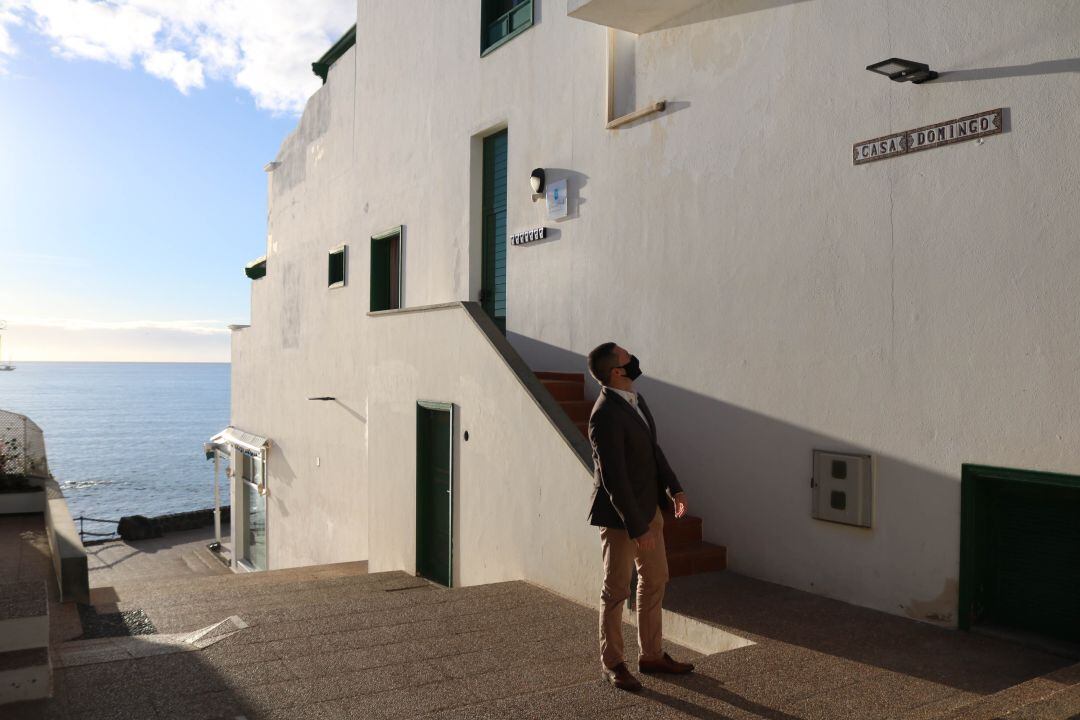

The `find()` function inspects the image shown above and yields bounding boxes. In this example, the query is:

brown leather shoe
[638,652,695,674]
[602,662,643,691]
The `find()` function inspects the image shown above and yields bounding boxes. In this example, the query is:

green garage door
[416,402,453,587]
[961,465,1080,642]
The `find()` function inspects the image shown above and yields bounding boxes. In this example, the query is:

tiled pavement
[0,514,82,645]
[83,525,234,589]
[3,522,1080,719]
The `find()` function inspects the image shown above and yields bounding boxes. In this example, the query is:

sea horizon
[1,361,231,524]
[6,360,230,365]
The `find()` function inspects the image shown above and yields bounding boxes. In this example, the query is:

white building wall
[232,0,1080,624]
[232,49,371,569]
[365,305,598,601]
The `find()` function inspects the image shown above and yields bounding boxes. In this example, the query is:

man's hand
[673,492,689,519]
[634,528,657,551]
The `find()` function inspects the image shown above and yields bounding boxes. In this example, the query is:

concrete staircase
[87,561,399,634]
[535,371,591,438]
[535,371,727,579]
[0,581,51,705]
[659,509,727,578]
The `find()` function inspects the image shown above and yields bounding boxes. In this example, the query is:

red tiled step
[666,542,727,579]
[662,511,703,551]
[535,371,586,383]
[540,380,585,402]
[558,400,592,423]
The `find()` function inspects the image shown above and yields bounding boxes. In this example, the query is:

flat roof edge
[312,24,357,83]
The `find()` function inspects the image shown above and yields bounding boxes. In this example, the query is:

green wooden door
[416,402,453,586]
[961,465,1080,642]
[482,130,508,333]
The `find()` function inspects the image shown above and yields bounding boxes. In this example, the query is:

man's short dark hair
[588,341,620,386]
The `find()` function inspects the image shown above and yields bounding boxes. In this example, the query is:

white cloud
[29,0,160,65]
[143,48,202,92]
[0,0,355,113]
[0,1,25,72]
[9,316,232,335]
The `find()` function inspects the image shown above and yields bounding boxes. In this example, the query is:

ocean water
[0,362,230,524]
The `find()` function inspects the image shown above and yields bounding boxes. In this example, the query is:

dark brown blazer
[587,386,683,539]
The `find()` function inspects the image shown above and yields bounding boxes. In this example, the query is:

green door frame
[959,463,1080,632]
[416,401,454,587]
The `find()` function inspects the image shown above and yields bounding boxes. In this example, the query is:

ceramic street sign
[853,109,1003,165]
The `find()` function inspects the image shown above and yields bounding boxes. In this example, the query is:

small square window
[328,245,347,288]
[481,0,533,56]
[370,227,402,312]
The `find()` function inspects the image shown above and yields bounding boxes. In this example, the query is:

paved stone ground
[0,514,82,645]
[84,525,235,588]
[4,522,1080,719]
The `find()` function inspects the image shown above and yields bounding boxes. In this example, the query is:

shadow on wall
[264,398,367,522]
[936,57,1080,83]
[653,0,815,32]
[508,333,961,624]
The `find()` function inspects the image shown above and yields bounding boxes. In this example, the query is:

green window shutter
[370,228,402,311]
[328,247,346,287]
[481,131,508,331]
[481,0,533,56]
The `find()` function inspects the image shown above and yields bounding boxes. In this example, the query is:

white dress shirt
[609,386,648,426]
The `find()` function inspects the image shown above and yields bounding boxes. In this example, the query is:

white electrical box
[812,450,873,528]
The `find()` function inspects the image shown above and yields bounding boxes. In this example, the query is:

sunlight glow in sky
[0,0,355,362]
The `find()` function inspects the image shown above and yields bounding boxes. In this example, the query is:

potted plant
[0,437,46,514]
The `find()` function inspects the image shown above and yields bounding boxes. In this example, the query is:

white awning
[205,426,270,458]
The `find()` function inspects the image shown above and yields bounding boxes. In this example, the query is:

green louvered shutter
[962,466,1080,644]
[482,130,508,333]
[989,480,1080,641]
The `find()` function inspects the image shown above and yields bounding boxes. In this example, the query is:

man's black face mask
[617,355,642,382]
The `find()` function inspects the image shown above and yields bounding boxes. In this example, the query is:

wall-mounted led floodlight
[866,58,938,84]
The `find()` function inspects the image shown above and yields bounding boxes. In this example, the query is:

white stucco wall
[231,48,371,570]
[365,304,598,602]
[232,0,1080,624]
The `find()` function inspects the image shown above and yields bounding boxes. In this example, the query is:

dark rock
[117,515,163,541]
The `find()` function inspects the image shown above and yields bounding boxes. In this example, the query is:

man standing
[587,342,695,691]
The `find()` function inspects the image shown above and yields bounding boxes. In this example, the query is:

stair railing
[76,515,120,544]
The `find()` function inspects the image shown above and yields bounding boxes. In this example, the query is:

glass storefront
[240,453,267,570]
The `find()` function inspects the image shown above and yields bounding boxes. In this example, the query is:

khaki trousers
[599,507,668,669]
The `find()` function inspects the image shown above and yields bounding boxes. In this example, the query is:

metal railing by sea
[76,515,119,545]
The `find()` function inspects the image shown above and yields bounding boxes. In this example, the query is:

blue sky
[0,1,353,361]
